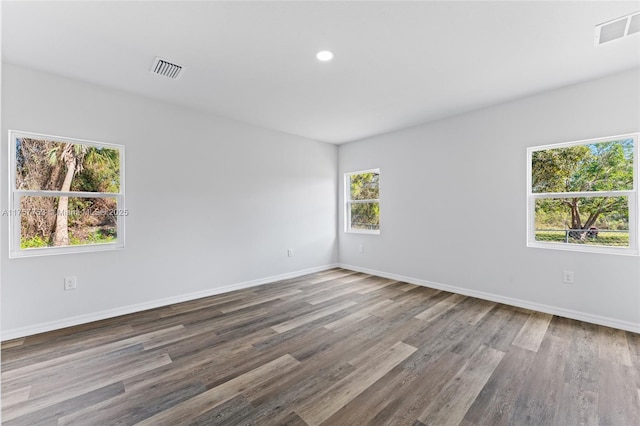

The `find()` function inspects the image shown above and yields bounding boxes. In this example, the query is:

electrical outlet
[359,244,365,253]
[287,248,293,257]
[562,270,574,284]
[64,276,77,290]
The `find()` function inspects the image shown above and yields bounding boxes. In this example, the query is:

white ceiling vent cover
[151,57,183,79]
[595,11,640,45]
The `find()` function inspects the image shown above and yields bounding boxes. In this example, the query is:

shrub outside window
[527,133,638,255]
[8,130,125,257]
[345,169,380,234]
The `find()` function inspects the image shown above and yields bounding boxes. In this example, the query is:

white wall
[1,64,338,338]
[3,64,638,339]
[339,68,640,332]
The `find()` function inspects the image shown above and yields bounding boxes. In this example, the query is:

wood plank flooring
[2,268,640,425]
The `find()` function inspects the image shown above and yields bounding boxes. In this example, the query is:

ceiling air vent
[595,11,640,46]
[151,57,183,79]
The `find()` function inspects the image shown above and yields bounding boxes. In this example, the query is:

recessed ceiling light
[316,50,334,62]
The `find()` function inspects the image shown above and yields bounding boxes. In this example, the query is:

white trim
[8,241,123,258]
[532,190,632,199]
[346,228,381,235]
[14,190,120,198]
[528,132,638,152]
[526,133,639,256]
[0,264,339,341]
[9,129,123,151]
[348,199,379,204]
[344,168,380,234]
[338,263,640,334]
[8,130,126,258]
[527,238,638,256]
[345,168,380,176]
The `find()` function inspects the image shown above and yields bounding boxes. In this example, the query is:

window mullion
[15,190,121,198]
[348,199,380,204]
[532,190,633,199]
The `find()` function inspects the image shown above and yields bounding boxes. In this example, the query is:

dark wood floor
[2,268,639,425]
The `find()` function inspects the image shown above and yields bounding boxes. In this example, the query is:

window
[527,133,638,254]
[8,130,125,257]
[345,169,380,234]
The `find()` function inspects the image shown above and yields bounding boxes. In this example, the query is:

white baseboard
[339,263,640,334]
[5,262,637,341]
[1,264,339,341]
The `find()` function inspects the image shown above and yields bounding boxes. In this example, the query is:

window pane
[531,139,633,193]
[20,196,119,249]
[350,202,380,230]
[350,172,379,200]
[534,196,629,247]
[16,137,120,193]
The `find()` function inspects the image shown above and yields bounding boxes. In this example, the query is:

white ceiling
[2,1,639,144]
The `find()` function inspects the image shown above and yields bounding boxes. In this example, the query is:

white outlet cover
[64,276,77,290]
[562,271,574,284]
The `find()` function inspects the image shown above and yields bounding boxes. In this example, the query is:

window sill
[527,241,638,256]
[9,242,124,259]
[346,229,380,235]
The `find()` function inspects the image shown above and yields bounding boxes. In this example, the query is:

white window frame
[345,168,380,234]
[527,133,638,255]
[8,130,126,258]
